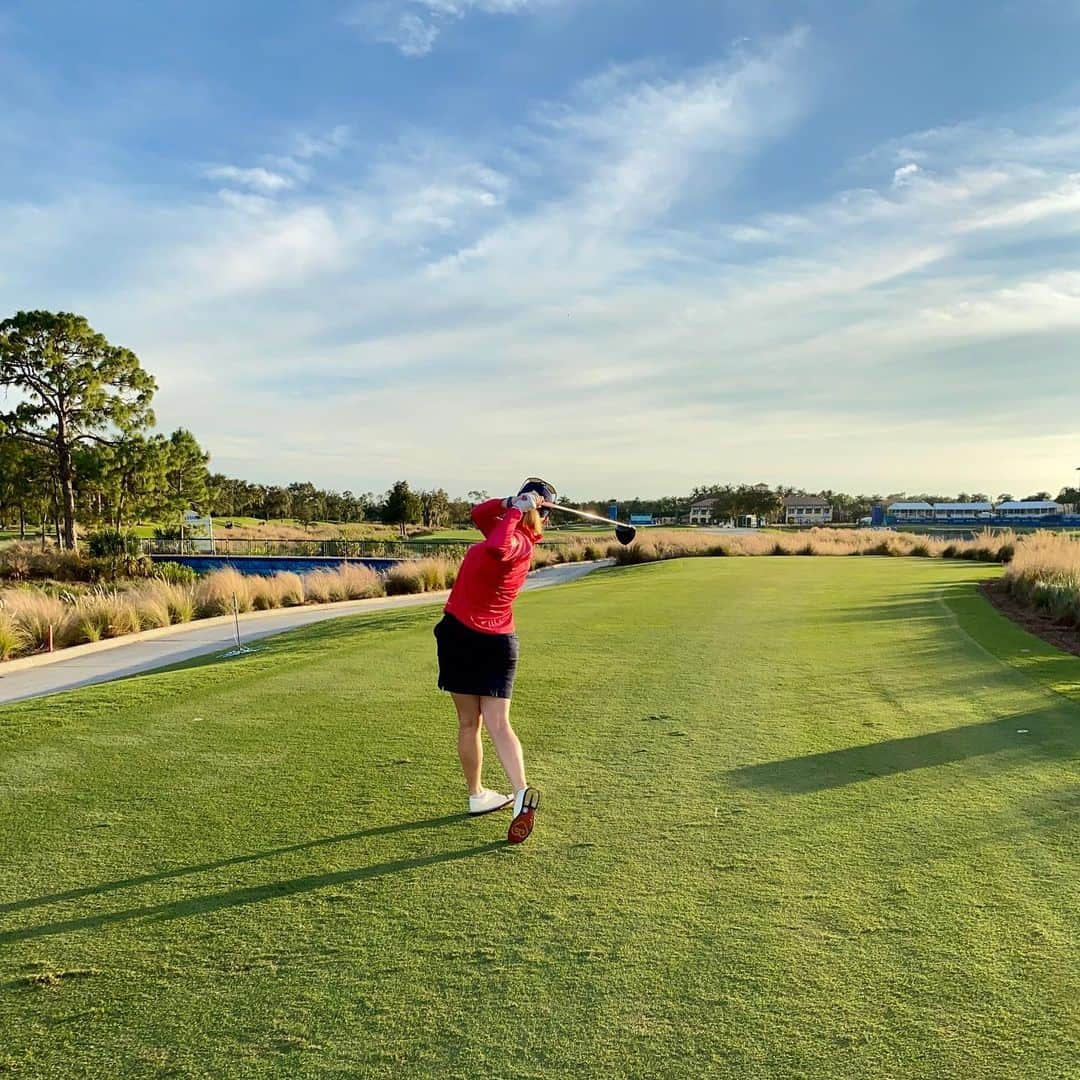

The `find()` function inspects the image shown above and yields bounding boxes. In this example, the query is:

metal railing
[143,537,473,559]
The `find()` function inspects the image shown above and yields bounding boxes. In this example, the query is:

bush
[124,583,172,629]
[301,571,334,604]
[276,572,305,607]
[154,562,198,587]
[329,563,385,600]
[195,568,252,617]
[249,576,286,610]
[0,544,33,581]
[87,529,143,559]
[0,609,26,660]
[385,564,425,595]
[1,590,74,650]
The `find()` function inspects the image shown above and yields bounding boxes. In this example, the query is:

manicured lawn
[1,559,1077,1078]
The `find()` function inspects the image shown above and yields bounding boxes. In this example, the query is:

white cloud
[4,40,1080,496]
[344,0,575,57]
[203,165,294,194]
[892,162,919,186]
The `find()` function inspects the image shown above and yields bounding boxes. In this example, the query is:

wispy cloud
[344,0,576,56]
[4,27,1080,496]
[203,165,295,194]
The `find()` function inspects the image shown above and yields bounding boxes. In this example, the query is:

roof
[783,496,830,507]
[690,499,717,508]
[887,501,934,511]
[933,502,994,511]
[996,500,1062,510]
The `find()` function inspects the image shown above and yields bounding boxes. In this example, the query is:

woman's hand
[511,491,543,513]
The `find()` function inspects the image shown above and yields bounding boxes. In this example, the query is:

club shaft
[546,502,626,527]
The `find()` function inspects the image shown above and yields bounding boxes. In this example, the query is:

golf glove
[511,492,543,513]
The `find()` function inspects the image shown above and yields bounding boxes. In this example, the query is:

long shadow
[729,706,1079,794]
[0,841,503,946]
[0,813,467,917]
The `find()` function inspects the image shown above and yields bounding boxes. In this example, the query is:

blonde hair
[520,507,544,538]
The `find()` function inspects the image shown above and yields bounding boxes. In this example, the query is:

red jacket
[444,499,539,634]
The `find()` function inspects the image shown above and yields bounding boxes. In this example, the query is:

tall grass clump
[1,590,75,650]
[329,563,386,599]
[384,564,426,595]
[124,583,172,629]
[413,558,456,592]
[0,608,26,660]
[1002,531,1080,624]
[301,564,385,603]
[68,592,143,644]
[195,568,252,618]
[276,572,305,607]
[249,576,288,610]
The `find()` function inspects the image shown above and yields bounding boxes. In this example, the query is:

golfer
[433,478,555,844]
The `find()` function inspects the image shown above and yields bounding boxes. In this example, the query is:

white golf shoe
[468,788,513,816]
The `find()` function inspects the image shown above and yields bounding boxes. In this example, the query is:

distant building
[885,499,1070,526]
[886,501,935,522]
[782,495,833,525]
[689,499,717,525]
[930,501,994,521]
[995,500,1063,519]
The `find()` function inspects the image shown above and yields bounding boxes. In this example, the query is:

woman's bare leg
[480,696,526,793]
[451,693,483,795]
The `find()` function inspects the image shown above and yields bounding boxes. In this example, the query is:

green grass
[1,559,1077,1079]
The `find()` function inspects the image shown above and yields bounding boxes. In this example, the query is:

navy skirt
[434,612,520,699]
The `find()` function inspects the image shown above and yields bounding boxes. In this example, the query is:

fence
[143,537,473,560]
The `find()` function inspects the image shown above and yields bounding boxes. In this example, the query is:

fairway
[1,559,1077,1079]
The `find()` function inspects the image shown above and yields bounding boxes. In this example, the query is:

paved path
[0,561,609,706]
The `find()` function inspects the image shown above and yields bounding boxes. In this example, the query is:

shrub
[195,568,252,617]
[124,583,172,629]
[276,572,305,607]
[531,547,558,569]
[159,582,196,624]
[301,571,334,604]
[413,558,454,592]
[249,576,286,610]
[154,562,198,587]
[87,529,143,559]
[1002,531,1080,624]
[2,590,75,650]
[0,609,26,660]
[0,544,33,581]
[385,564,425,595]
[331,563,386,599]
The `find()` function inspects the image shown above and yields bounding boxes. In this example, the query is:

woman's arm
[482,506,525,562]
[471,497,509,538]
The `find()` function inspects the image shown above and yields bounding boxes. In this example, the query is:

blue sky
[2,1,1079,499]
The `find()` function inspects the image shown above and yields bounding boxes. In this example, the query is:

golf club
[543,502,637,545]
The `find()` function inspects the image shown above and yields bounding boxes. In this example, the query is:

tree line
[4,311,1076,549]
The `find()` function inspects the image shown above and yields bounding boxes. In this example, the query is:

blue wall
[150,554,403,577]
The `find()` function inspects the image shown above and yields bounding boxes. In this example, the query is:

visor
[518,476,557,518]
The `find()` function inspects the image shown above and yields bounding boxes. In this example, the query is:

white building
[932,502,994,521]
[689,499,717,525]
[783,495,833,525]
[886,501,935,522]
[995,500,1063,519]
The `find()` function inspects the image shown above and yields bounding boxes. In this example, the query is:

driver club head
[615,524,637,546]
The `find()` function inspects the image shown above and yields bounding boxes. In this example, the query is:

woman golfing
[433,478,555,844]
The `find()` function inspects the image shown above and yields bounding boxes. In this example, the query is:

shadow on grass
[729,706,1080,794]
[0,839,504,946]
[0,813,469,917]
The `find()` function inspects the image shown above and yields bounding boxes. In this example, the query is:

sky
[1,0,1079,500]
